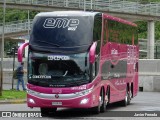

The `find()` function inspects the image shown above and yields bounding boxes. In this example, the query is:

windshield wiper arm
[36,40,60,47]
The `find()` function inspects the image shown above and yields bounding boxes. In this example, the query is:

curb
[0,99,26,104]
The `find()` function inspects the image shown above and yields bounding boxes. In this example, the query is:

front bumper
[27,92,95,108]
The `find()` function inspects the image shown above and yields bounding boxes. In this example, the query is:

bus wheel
[92,89,105,114]
[91,94,101,114]
[105,88,110,108]
[40,107,57,116]
[121,88,129,106]
[127,89,132,105]
[100,89,106,113]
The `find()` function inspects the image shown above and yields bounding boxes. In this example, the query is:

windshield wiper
[36,40,60,47]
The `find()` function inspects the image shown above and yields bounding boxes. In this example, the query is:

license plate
[52,102,62,106]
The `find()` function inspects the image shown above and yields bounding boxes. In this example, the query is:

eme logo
[43,18,79,31]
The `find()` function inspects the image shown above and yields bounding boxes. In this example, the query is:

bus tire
[127,88,132,105]
[121,88,129,107]
[106,87,110,108]
[100,88,106,113]
[40,107,57,116]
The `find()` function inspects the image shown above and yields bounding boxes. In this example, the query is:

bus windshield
[30,16,93,48]
[28,51,90,87]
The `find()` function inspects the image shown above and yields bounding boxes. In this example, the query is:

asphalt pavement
[0,92,160,120]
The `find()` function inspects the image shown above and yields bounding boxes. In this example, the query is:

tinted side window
[108,20,118,43]
[133,27,138,45]
[103,19,108,45]
[93,15,102,42]
[101,60,127,80]
[93,14,102,55]
[108,20,137,45]
[92,14,102,79]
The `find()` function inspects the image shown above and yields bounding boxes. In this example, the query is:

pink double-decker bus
[18,11,139,115]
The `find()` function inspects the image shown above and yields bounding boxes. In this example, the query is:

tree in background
[0,9,38,23]
[136,21,147,39]
[136,21,160,41]
[0,9,38,57]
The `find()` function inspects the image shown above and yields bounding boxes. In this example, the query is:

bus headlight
[75,86,94,96]
[80,98,89,104]
[28,98,35,104]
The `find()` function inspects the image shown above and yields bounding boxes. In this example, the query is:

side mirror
[18,42,29,62]
[89,42,97,64]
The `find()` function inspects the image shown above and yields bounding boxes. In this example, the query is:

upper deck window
[106,20,137,45]
[30,16,94,48]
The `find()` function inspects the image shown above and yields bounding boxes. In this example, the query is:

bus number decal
[43,18,79,31]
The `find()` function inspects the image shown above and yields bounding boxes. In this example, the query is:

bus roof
[36,11,136,27]
[36,11,100,17]
[103,13,137,27]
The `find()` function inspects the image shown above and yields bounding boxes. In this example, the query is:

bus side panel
[133,48,139,97]
[100,42,128,103]
[133,72,138,97]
